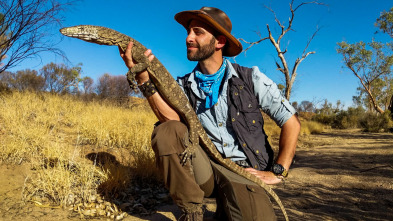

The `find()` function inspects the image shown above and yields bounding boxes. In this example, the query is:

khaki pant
[151,120,277,221]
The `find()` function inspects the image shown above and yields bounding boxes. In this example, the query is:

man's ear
[216,35,227,50]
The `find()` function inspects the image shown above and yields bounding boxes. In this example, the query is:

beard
[187,37,216,61]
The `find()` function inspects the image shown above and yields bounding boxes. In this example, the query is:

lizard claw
[179,147,196,166]
[180,134,197,166]
[126,69,139,92]
[126,61,150,92]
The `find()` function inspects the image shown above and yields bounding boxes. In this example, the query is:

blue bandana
[194,59,227,108]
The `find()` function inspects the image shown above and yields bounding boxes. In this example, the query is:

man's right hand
[118,41,154,84]
[244,168,283,185]
[119,41,180,122]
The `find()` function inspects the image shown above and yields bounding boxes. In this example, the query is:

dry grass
[0,91,325,210]
[263,113,325,139]
[299,120,326,135]
[0,91,157,207]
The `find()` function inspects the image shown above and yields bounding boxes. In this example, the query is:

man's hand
[244,168,283,185]
[118,41,154,84]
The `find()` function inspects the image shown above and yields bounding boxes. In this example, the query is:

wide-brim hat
[175,7,243,57]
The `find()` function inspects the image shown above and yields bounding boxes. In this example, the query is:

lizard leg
[126,69,138,91]
[180,142,197,166]
[126,53,150,91]
[179,129,198,166]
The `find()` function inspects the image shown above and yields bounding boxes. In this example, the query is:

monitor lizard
[60,25,289,221]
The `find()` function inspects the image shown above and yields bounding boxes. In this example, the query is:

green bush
[360,111,393,132]
[332,107,365,129]
[313,107,366,129]
[312,106,393,132]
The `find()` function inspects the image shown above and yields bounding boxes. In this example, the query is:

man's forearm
[137,71,180,122]
[120,42,180,123]
[146,92,181,122]
[276,114,301,170]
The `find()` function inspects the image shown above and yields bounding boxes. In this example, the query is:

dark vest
[179,63,274,171]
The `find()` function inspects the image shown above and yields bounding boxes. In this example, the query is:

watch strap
[272,163,289,178]
[281,168,288,178]
[138,79,157,97]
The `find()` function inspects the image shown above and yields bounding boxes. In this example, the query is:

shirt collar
[188,59,238,98]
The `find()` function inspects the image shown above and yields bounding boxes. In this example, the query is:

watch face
[273,164,284,175]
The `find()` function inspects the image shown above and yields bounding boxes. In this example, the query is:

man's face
[186,20,217,61]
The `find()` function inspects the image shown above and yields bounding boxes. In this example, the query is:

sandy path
[278,129,393,220]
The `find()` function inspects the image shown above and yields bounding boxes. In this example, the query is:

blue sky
[9,0,393,107]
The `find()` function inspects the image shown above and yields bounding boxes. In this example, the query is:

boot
[178,204,204,221]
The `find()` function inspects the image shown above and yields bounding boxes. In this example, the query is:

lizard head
[60,25,100,42]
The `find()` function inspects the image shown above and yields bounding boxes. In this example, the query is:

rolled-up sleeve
[251,66,296,127]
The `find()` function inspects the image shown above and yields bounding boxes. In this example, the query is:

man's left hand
[244,168,283,185]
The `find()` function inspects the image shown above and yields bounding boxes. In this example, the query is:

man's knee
[151,120,188,156]
[213,163,277,220]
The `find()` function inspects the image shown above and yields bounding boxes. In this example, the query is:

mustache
[186,42,199,48]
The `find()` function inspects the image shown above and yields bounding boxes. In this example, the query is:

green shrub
[313,106,366,129]
[312,113,334,125]
[333,107,365,129]
[360,111,393,132]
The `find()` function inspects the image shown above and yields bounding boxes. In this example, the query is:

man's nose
[186,31,195,43]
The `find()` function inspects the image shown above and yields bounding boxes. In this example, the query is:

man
[119,7,300,221]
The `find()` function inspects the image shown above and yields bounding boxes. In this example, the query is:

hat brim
[175,10,242,57]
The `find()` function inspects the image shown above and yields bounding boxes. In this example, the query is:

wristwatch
[272,163,288,178]
[138,79,157,97]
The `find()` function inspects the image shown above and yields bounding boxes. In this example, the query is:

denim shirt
[177,60,296,161]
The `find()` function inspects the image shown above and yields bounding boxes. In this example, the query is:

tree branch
[302,25,320,56]
[238,37,269,54]
[239,1,325,100]
[0,0,77,73]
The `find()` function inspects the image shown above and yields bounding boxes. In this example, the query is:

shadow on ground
[273,130,393,221]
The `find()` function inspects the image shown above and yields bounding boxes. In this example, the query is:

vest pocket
[230,80,259,113]
[244,112,262,133]
[230,80,262,133]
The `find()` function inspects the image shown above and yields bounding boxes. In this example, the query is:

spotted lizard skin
[60,25,289,221]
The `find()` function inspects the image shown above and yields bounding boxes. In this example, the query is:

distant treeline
[1,62,392,132]
[0,62,142,103]
[293,100,393,133]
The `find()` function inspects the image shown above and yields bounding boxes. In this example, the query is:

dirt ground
[0,129,392,221]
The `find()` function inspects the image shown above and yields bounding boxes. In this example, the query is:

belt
[234,160,251,168]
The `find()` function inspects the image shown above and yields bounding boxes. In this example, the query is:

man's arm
[242,66,300,184]
[245,114,300,184]
[119,41,180,122]
[276,114,300,170]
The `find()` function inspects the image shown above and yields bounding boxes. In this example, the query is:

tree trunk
[285,82,292,101]
[368,93,384,114]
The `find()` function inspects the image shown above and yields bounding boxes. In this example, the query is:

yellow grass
[263,113,325,139]
[0,91,325,209]
[0,91,157,206]
[300,120,325,135]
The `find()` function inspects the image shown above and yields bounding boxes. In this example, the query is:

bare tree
[0,0,77,73]
[299,100,314,112]
[0,70,12,89]
[81,76,94,94]
[239,0,325,100]
[11,69,45,91]
[96,73,132,99]
[96,73,111,98]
